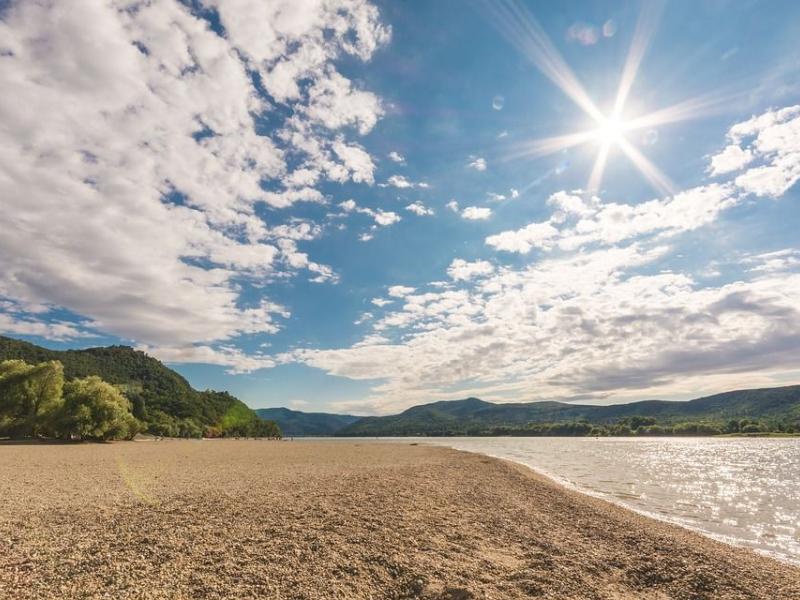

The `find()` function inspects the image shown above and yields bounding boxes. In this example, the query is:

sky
[1,0,799,415]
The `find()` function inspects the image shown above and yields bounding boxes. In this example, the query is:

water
[419,437,800,564]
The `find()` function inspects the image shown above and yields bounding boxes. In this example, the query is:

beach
[1,440,798,599]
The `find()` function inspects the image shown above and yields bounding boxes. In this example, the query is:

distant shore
[1,440,798,599]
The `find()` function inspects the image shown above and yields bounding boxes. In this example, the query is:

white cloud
[0,311,94,341]
[337,199,400,228]
[0,0,388,368]
[215,0,390,101]
[510,188,520,199]
[487,192,506,202]
[708,145,754,176]
[339,199,358,212]
[371,298,393,307]
[373,210,401,226]
[467,157,487,171]
[332,140,377,184]
[486,221,559,253]
[742,249,800,273]
[387,151,405,163]
[292,244,800,414]
[405,201,434,216]
[492,95,504,111]
[381,174,428,189]
[354,312,374,325]
[462,206,493,220]
[486,185,736,254]
[388,285,415,297]
[305,71,383,136]
[446,200,460,212]
[288,104,800,413]
[711,105,800,197]
[385,174,413,188]
[137,343,275,375]
[447,259,495,281]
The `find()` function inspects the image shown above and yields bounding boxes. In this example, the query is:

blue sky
[1,0,799,414]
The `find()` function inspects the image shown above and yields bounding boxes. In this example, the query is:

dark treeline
[480,416,798,437]
[0,359,281,441]
[392,416,799,437]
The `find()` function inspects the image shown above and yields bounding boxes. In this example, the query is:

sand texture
[0,439,798,599]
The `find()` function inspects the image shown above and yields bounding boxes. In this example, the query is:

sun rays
[486,0,734,196]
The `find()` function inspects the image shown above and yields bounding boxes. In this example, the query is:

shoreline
[1,439,798,598]
[422,441,800,568]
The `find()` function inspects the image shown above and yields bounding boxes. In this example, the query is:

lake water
[418,437,800,565]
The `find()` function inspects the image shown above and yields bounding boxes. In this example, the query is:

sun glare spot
[489,0,730,195]
[594,116,627,145]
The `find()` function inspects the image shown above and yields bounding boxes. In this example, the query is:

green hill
[338,386,800,436]
[255,407,360,436]
[0,336,278,438]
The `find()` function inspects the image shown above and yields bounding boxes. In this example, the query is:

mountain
[0,335,276,437]
[337,386,800,436]
[255,407,360,436]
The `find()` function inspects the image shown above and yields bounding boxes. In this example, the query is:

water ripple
[424,437,800,565]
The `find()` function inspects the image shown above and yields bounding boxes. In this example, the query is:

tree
[178,418,203,439]
[0,360,31,436]
[56,376,141,441]
[0,359,63,437]
[252,419,282,439]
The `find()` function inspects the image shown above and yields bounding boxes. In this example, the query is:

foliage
[55,376,141,441]
[0,336,281,439]
[218,400,281,438]
[0,359,64,437]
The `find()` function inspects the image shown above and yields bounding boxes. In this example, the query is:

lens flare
[485,0,730,196]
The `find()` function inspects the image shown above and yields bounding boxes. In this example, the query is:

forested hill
[255,407,360,436]
[0,335,273,437]
[337,387,800,436]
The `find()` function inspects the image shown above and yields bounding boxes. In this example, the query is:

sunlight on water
[422,437,800,564]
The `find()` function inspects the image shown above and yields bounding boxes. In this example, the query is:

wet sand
[1,439,798,599]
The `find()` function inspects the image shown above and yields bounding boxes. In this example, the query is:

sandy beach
[1,440,798,599]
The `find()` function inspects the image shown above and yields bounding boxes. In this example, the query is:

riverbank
[1,440,798,599]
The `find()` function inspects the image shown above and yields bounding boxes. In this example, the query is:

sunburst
[486,0,733,196]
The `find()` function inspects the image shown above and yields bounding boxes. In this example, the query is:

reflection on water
[422,437,800,564]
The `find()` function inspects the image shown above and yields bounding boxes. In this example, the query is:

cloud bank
[0,0,389,370]
[290,105,800,413]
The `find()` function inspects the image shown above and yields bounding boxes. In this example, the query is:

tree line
[0,359,281,441]
[462,416,800,437]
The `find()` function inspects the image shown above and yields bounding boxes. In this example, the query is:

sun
[593,115,628,146]
[489,1,728,197]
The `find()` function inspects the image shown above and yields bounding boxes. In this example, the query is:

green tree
[252,419,282,439]
[0,359,64,437]
[56,376,141,441]
[0,359,30,435]
[178,418,203,438]
[146,410,179,437]
[741,422,764,434]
